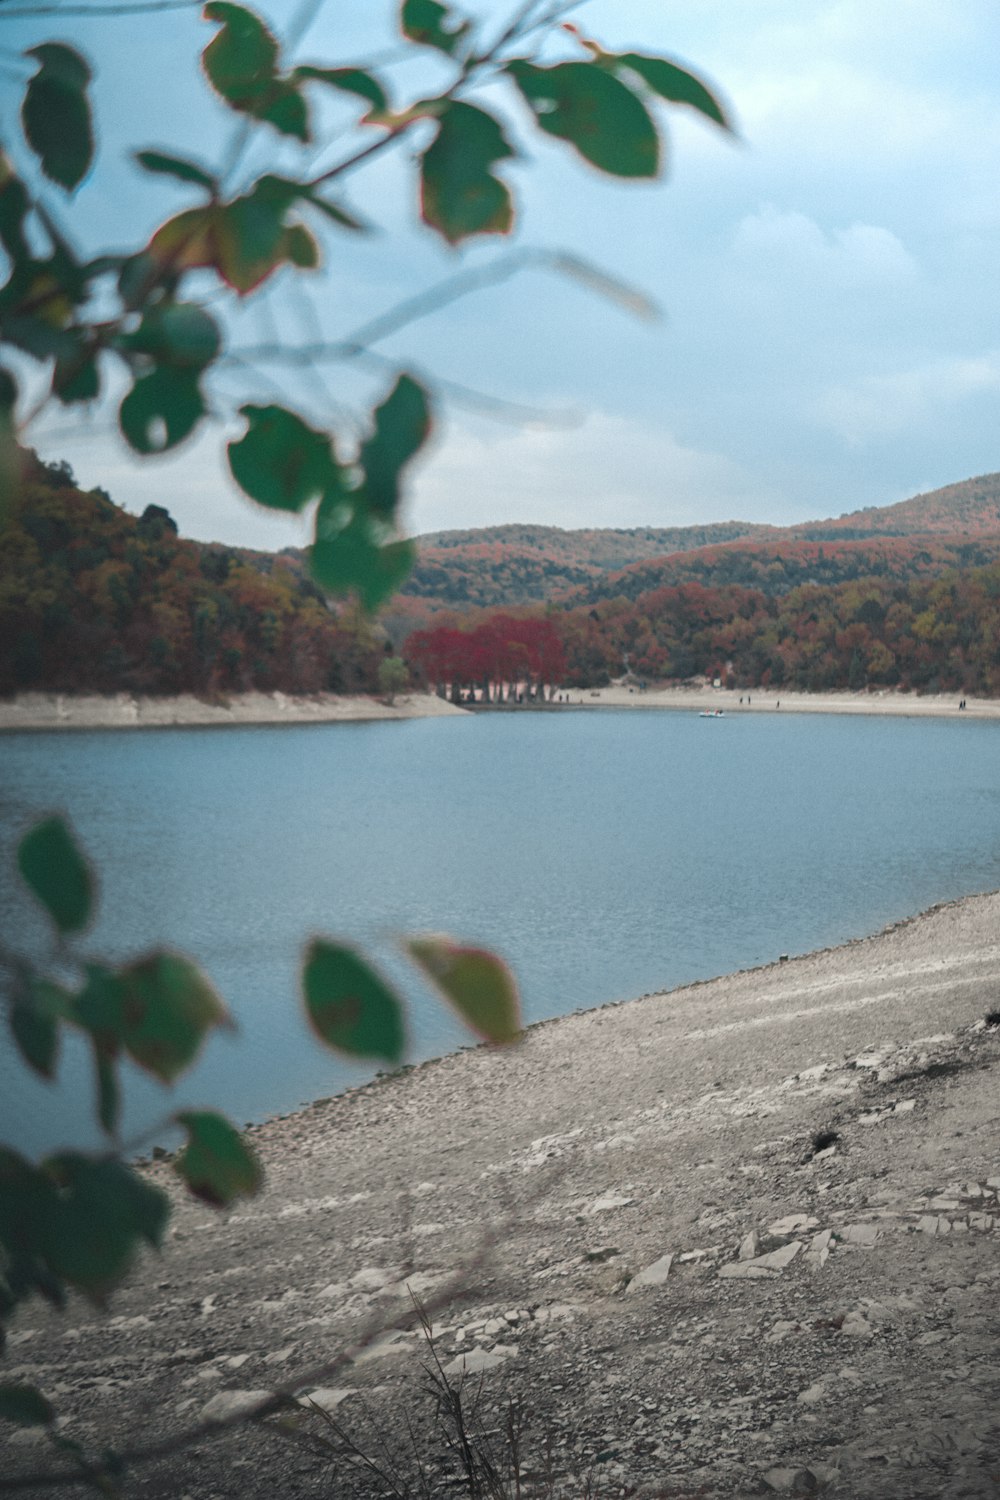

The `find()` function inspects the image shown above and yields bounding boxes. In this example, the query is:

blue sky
[6,0,1000,547]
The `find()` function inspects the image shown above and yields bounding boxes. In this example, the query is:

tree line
[0,454,387,698]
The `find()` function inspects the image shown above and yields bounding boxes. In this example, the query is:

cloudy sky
[7,0,1000,547]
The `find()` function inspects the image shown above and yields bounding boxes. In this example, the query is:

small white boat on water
[699,709,725,718]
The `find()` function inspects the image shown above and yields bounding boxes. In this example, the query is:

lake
[3,708,1000,1157]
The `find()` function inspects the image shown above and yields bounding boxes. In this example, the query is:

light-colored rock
[589,1193,635,1214]
[301,1388,355,1416]
[803,1227,833,1268]
[626,1253,674,1292]
[768,1215,818,1236]
[839,1223,880,1247]
[738,1229,761,1260]
[351,1331,414,1364]
[755,1240,802,1271]
[350,1267,395,1292]
[719,1261,776,1280]
[893,1099,915,1114]
[443,1345,517,1377]
[200,1390,272,1423]
[263,1345,296,1364]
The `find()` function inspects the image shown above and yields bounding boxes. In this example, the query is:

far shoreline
[3,683,1000,732]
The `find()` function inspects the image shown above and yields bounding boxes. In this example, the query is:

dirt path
[5,894,1000,1498]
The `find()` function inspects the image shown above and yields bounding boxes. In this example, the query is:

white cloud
[730,207,918,288]
[814,351,1000,444]
[407,411,777,533]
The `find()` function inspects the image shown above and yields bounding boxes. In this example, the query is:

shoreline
[239,882,1000,1140]
[10,886,1000,1496]
[2,683,999,732]
[528,683,1000,718]
[0,689,468,733]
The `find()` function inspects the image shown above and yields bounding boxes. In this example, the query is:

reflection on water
[2,709,999,1155]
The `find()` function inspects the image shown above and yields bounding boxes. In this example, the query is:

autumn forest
[5,452,1000,702]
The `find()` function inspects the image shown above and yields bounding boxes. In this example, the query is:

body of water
[3,709,1000,1156]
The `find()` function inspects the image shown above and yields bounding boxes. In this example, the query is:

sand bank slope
[6,893,1000,1496]
[0,690,468,732]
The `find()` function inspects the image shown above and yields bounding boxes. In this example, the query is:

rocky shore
[4,893,1000,1498]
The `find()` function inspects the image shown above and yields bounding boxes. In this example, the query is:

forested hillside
[0,455,386,697]
[573,534,1000,605]
[401,473,1000,611]
[795,471,1000,539]
[400,520,775,607]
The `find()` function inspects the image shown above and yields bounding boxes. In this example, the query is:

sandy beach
[2,684,999,732]
[558,684,1000,718]
[5,892,1000,1497]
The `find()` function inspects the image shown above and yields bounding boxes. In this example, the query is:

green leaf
[40,1154,169,1301]
[0,1384,55,1427]
[0,155,30,263]
[174,1111,263,1207]
[304,195,367,233]
[146,183,317,295]
[17,816,93,934]
[228,404,334,512]
[135,150,219,191]
[202,1,308,140]
[75,953,231,1084]
[10,980,71,1079]
[52,346,99,405]
[506,60,659,178]
[401,0,470,57]
[303,940,405,1063]
[615,52,731,131]
[311,518,415,612]
[120,303,221,369]
[94,1044,120,1135]
[285,222,320,268]
[359,374,431,520]
[294,65,387,114]
[219,185,315,292]
[21,43,93,192]
[421,101,514,245]
[407,937,521,1044]
[11,1003,57,1078]
[119,367,204,454]
[75,956,230,1087]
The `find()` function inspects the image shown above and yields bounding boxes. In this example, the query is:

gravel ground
[5,892,1000,1499]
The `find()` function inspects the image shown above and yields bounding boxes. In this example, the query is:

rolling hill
[403,472,1000,611]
